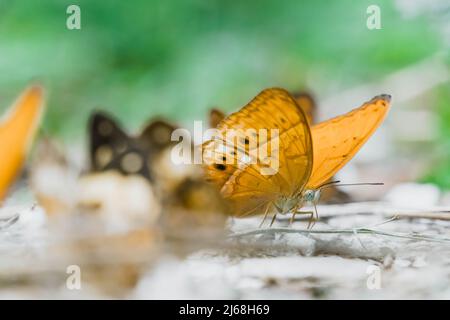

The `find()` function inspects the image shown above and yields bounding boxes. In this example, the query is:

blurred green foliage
[0,0,448,187]
[423,86,450,188]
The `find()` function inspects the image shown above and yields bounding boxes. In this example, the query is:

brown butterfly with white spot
[89,111,229,240]
[89,112,177,181]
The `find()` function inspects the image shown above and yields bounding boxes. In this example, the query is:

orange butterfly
[208,91,352,205]
[0,86,45,200]
[202,88,390,226]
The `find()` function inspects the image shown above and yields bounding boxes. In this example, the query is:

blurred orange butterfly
[0,86,45,200]
[202,88,391,226]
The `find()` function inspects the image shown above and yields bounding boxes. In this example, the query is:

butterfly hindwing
[203,88,314,216]
[204,90,317,190]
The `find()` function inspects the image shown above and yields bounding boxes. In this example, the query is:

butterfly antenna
[319,182,384,190]
[317,180,341,189]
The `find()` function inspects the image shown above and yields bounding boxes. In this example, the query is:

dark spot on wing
[215,164,226,171]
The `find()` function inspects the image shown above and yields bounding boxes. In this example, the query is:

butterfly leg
[309,202,320,229]
[307,215,315,229]
[292,210,315,228]
[269,212,278,227]
[305,211,315,229]
[289,205,300,225]
[258,202,272,228]
[289,210,313,225]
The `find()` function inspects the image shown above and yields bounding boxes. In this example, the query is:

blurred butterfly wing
[203,88,313,216]
[306,94,391,189]
[89,112,130,172]
[139,119,177,151]
[90,113,178,182]
[293,91,316,125]
[209,108,226,128]
[0,85,45,199]
[89,111,153,179]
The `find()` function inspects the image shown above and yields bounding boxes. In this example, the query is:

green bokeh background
[0,0,448,187]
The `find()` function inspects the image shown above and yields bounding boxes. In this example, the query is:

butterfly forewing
[307,94,391,189]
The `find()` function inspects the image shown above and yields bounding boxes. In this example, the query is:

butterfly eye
[303,190,315,202]
[98,121,114,137]
[121,152,143,174]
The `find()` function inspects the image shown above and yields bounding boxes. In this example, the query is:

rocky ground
[1,189,449,299]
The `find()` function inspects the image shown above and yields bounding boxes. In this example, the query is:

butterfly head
[274,189,321,214]
[302,189,321,203]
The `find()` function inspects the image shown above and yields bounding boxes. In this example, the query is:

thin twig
[229,227,450,244]
[365,216,398,228]
[392,211,450,220]
[0,213,20,230]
